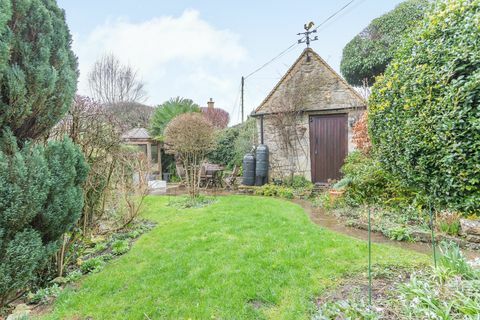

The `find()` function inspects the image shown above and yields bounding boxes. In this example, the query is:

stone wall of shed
[258,109,363,182]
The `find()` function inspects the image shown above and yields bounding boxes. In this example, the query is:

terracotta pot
[329,189,345,205]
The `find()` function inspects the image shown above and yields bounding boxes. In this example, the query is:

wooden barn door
[309,114,348,183]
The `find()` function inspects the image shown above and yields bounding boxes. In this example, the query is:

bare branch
[88,53,147,105]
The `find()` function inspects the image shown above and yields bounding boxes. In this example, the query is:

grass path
[41,196,427,319]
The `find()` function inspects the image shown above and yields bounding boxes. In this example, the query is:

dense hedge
[369,0,480,213]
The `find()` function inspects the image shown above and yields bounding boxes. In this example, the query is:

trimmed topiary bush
[340,0,428,87]
[369,0,480,214]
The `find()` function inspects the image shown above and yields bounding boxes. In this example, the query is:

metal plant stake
[368,206,372,305]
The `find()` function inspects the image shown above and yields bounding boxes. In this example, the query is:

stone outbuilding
[251,48,365,184]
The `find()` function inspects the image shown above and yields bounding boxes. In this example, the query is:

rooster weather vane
[297,21,318,48]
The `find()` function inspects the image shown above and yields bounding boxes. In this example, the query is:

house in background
[251,48,365,184]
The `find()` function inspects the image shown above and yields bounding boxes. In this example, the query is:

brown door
[309,114,348,183]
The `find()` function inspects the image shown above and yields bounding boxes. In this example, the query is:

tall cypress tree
[0,0,78,141]
[0,0,87,306]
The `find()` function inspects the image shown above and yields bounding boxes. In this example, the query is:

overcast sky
[57,0,404,124]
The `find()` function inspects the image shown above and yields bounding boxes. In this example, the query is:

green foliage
[167,196,217,209]
[28,284,61,305]
[397,243,479,318]
[438,241,478,280]
[315,242,479,319]
[207,127,239,168]
[0,0,86,307]
[208,117,258,168]
[111,240,129,256]
[254,184,294,199]
[385,226,413,242]
[0,0,78,141]
[80,257,106,274]
[439,221,460,236]
[0,133,88,304]
[340,151,414,207]
[282,175,312,189]
[149,97,200,140]
[340,0,427,86]
[234,118,257,166]
[314,299,378,320]
[64,270,82,283]
[369,0,480,214]
[93,242,108,253]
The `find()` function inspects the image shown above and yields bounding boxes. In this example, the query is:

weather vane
[297,22,318,48]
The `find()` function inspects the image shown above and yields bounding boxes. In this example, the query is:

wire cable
[243,0,358,80]
[312,0,356,31]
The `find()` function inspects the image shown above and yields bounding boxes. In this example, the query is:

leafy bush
[28,284,61,305]
[340,0,427,86]
[282,175,312,189]
[93,242,108,253]
[385,226,413,242]
[111,240,130,256]
[65,270,82,283]
[254,184,294,199]
[80,257,106,274]
[233,118,257,166]
[339,151,413,207]
[208,127,239,168]
[351,112,371,155]
[209,117,258,168]
[369,0,480,214]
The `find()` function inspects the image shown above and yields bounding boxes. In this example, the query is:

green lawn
[41,196,427,320]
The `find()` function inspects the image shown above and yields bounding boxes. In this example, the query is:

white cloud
[73,9,247,116]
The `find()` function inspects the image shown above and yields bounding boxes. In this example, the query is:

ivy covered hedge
[369,0,480,214]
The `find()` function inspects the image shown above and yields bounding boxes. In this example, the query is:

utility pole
[241,76,245,123]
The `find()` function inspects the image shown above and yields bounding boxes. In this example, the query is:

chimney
[207,98,214,109]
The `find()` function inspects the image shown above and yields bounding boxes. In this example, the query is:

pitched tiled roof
[121,127,150,140]
[254,48,365,114]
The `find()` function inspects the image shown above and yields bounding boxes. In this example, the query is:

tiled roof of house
[121,127,151,140]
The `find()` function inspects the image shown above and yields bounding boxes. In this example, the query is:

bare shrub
[201,107,229,129]
[352,112,371,154]
[164,113,216,198]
